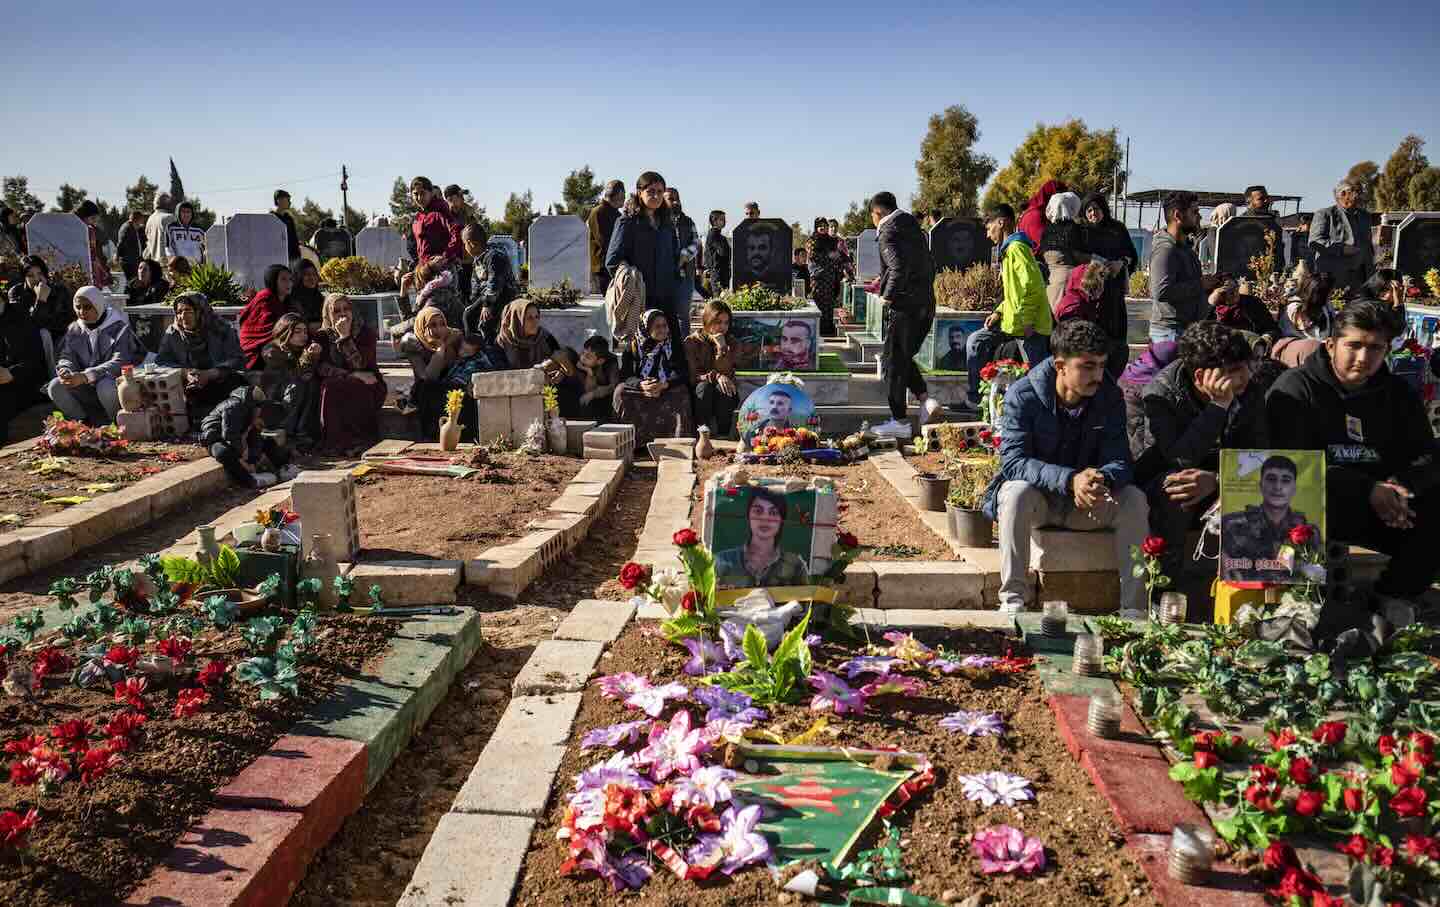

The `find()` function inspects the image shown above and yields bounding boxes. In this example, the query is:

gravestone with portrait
[205,223,227,267]
[312,226,353,263]
[1393,212,1440,283]
[24,213,91,275]
[356,226,406,268]
[915,310,989,371]
[731,218,792,293]
[527,215,589,291]
[735,380,819,447]
[929,217,990,273]
[855,228,881,280]
[699,476,839,597]
[1214,215,1282,281]
[223,213,289,292]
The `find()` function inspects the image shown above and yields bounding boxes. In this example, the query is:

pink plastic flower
[671,765,736,809]
[580,720,650,750]
[638,710,708,781]
[958,771,1034,807]
[686,804,772,875]
[973,825,1046,875]
[625,681,689,718]
[860,673,926,698]
[808,671,868,716]
[939,711,1005,737]
[681,637,731,676]
[565,838,653,891]
[880,631,935,665]
[837,655,900,679]
[596,672,652,700]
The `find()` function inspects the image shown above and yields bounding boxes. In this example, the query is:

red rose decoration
[1405,834,1440,861]
[1342,788,1364,812]
[1391,786,1428,818]
[1373,846,1395,868]
[1287,524,1315,546]
[979,362,999,381]
[1288,757,1316,786]
[837,531,859,549]
[978,429,993,442]
[1140,536,1166,557]
[618,562,649,591]
[1267,729,1298,749]
[1294,790,1325,817]
[991,436,1002,449]
[1194,750,1219,770]
[1263,841,1298,871]
[1251,764,1278,785]
[680,591,697,614]
[1411,732,1435,757]
[1244,784,1276,812]
[672,529,700,547]
[1392,760,1421,788]
[1338,835,1369,860]
[1312,721,1347,746]
[1378,734,1397,757]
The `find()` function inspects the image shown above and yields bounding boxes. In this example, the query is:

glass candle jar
[1072,633,1104,676]
[1159,592,1188,625]
[1086,691,1122,738]
[1168,822,1215,883]
[1041,600,1069,637]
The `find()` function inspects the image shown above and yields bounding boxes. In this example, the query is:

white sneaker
[998,600,1026,614]
[252,472,278,489]
[921,397,943,424]
[872,419,912,438]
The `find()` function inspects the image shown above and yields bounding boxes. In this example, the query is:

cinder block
[464,546,542,597]
[471,367,546,397]
[475,396,512,443]
[397,813,534,907]
[583,426,627,450]
[564,420,598,453]
[508,529,565,570]
[582,445,622,460]
[290,469,359,560]
[450,739,565,818]
[508,393,545,439]
[1039,570,1122,614]
[31,488,152,552]
[116,409,155,441]
[0,555,25,585]
[1030,527,1119,572]
[512,639,604,695]
[346,560,462,605]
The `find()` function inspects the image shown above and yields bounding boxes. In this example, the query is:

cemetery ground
[0,439,205,532]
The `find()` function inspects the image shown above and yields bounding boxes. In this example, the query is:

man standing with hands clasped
[868,191,939,438]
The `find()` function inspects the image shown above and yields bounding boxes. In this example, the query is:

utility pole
[340,165,350,228]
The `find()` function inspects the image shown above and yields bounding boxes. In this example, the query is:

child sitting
[443,333,499,390]
[566,335,620,420]
[201,385,298,489]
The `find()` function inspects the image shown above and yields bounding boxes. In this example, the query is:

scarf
[320,294,366,370]
[75,287,122,360]
[414,306,450,352]
[497,299,550,365]
[173,292,216,352]
[637,309,674,382]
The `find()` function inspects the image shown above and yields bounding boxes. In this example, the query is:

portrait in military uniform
[1219,450,1327,584]
[711,485,815,590]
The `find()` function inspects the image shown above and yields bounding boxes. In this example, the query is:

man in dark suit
[1309,179,1375,295]
[871,192,939,437]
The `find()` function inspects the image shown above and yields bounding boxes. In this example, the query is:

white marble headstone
[527,215,589,290]
[491,235,522,274]
[25,213,91,276]
[223,213,289,291]
[205,224,227,267]
[356,226,406,267]
[856,228,881,279]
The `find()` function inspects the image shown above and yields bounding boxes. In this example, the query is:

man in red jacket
[409,177,462,270]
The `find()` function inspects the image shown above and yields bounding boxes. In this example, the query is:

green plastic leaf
[213,545,241,588]
[742,624,768,671]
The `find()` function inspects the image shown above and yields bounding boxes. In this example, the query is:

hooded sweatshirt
[1017,180,1067,248]
[55,289,146,382]
[1266,344,1439,501]
[997,232,1053,337]
[200,384,259,448]
[1148,229,1207,337]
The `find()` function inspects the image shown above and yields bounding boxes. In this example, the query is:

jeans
[995,480,1149,613]
[1144,475,1216,581]
[965,329,1050,397]
[47,375,120,425]
[883,305,932,420]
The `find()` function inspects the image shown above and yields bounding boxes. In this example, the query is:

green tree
[342,206,370,236]
[293,197,335,240]
[168,158,186,204]
[126,175,159,215]
[982,118,1122,214]
[388,176,419,231]
[559,165,603,221]
[1375,135,1429,211]
[95,200,127,241]
[3,176,43,212]
[1408,167,1440,211]
[791,221,809,257]
[500,190,537,240]
[839,198,872,236]
[53,183,89,212]
[1344,161,1379,210]
[912,104,997,218]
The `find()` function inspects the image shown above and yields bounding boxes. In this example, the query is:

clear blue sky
[5,1,1438,230]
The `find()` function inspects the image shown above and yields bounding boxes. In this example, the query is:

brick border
[123,609,484,907]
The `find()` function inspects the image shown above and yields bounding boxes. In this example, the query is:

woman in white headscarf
[46,286,146,424]
[1038,191,1087,310]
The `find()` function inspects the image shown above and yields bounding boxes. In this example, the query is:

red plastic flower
[1312,721,1347,746]
[1140,536,1166,557]
[172,688,210,719]
[105,645,140,668]
[1268,728,1298,749]
[1270,865,1323,900]
[79,744,122,784]
[157,637,192,661]
[196,660,228,689]
[1288,757,1317,786]
[1343,788,1365,812]
[3,734,45,757]
[679,591,697,615]
[1194,751,1219,770]
[32,646,71,681]
[1338,835,1369,860]
[1251,764,1279,785]
[0,808,39,850]
[672,528,699,547]
[1287,524,1316,546]
[1373,846,1395,868]
[114,677,149,712]
[1264,841,1299,871]
[1392,759,1421,787]
[1391,786,1428,818]
[979,362,999,381]
[1295,790,1325,817]
[1404,834,1440,861]
[978,429,993,442]
[7,761,40,787]
[1411,732,1435,758]
[1378,734,1397,757]
[618,562,650,591]
[837,531,859,549]
[991,435,1002,449]
[602,783,652,833]
[1245,784,1277,812]
[49,719,93,754]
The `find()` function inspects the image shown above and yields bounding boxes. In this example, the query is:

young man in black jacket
[201,385,294,489]
[870,191,939,438]
[1267,301,1440,609]
[1131,322,1267,580]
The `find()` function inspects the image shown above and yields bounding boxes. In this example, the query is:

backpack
[606,263,646,345]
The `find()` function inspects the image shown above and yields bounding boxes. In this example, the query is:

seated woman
[126,259,171,307]
[563,334,620,422]
[1273,267,1335,368]
[496,298,565,372]
[713,487,810,588]
[46,287,145,425]
[389,259,467,345]
[238,263,300,369]
[260,313,321,446]
[0,286,44,444]
[399,306,465,441]
[314,294,386,454]
[11,254,74,354]
[683,299,739,437]
[289,258,326,328]
[155,292,248,417]
[616,308,693,447]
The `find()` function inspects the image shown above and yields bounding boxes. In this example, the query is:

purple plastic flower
[719,620,748,661]
[625,681,689,717]
[681,636,731,676]
[931,658,962,674]
[597,672,652,700]
[960,655,999,668]
[570,839,655,890]
[939,711,1005,737]
[686,804,772,875]
[580,719,650,750]
[638,709,708,781]
[671,765,736,809]
[804,634,822,647]
[691,685,768,724]
[972,825,1046,876]
[837,655,900,679]
[574,752,653,794]
[958,771,1034,807]
[860,673,926,698]
[808,671,868,716]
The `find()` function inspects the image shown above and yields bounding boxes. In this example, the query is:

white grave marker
[527,215,589,291]
[856,228,881,279]
[356,226,406,268]
[25,213,92,276]
[223,213,289,291]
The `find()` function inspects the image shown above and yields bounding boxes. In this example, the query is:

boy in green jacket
[965,203,1054,402]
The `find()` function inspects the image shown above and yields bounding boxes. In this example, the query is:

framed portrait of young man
[1219,449,1327,585]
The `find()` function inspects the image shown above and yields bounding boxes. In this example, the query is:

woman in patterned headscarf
[616,308,692,447]
[156,291,247,416]
[313,293,386,453]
